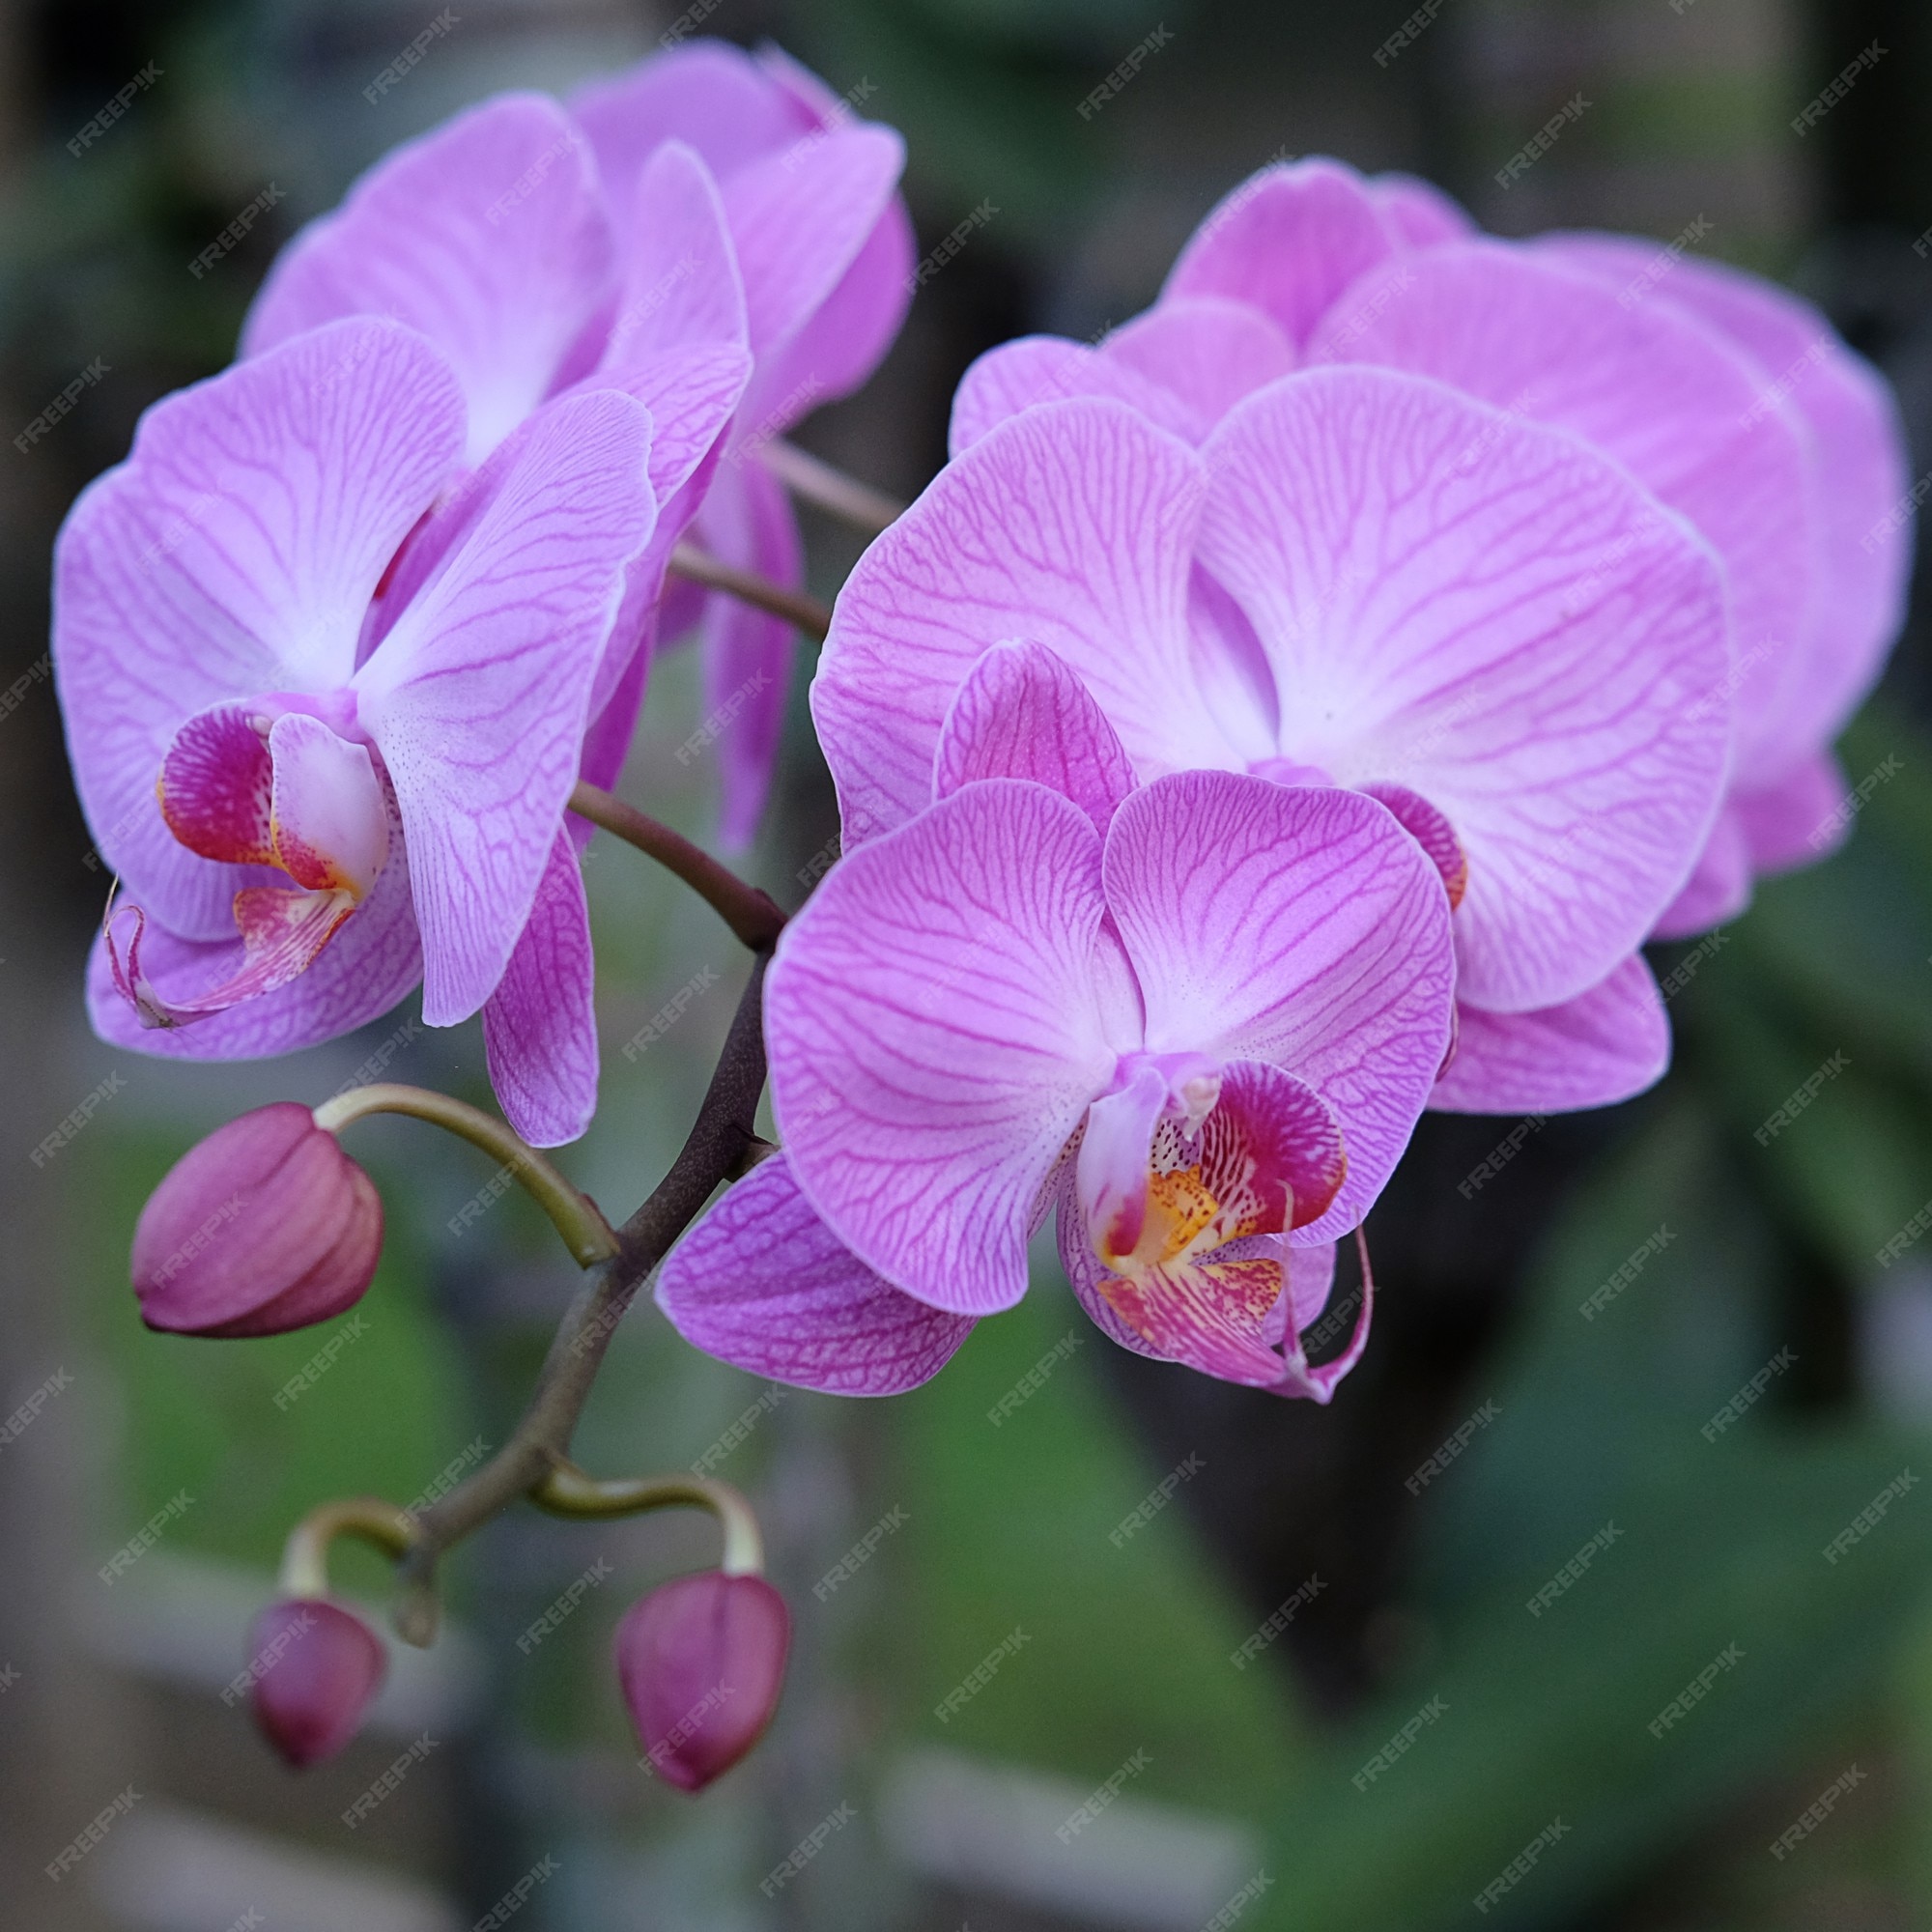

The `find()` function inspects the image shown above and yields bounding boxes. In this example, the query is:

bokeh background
[4,0,1932,1925]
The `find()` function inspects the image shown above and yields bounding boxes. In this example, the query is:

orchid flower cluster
[51,39,1908,1790]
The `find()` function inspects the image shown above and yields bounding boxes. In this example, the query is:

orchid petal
[1733,752,1849,873]
[1162,158,1399,349]
[1371,172,1476,247]
[1103,772,1455,1244]
[267,713,388,898]
[1199,366,1730,1012]
[243,96,612,468]
[950,337,1202,454]
[355,387,655,1025]
[1314,242,1812,772]
[1101,297,1296,433]
[482,829,599,1147]
[1431,955,1669,1114]
[767,781,1127,1316]
[52,320,465,939]
[813,398,1227,845]
[932,640,1136,836]
[1652,805,1752,941]
[657,1154,977,1395]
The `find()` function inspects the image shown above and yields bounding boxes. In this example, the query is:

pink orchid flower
[245,42,913,847]
[660,671,1457,1393]
[56,318,657,1143]
[813,366,1732,1116]
[952,157,1911,1062]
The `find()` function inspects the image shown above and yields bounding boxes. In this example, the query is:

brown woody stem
[667,540,833,641]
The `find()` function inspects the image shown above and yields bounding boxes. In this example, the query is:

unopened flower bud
[247,1598,385,1768]
[132,1103,382,1337]
[618,1571,789,1792]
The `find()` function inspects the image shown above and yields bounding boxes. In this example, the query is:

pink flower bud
[617,1571,790,1792]
[247,1598,386,1768]
[132,1102,382,1337]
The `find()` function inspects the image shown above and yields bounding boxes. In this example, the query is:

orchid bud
[247,1598,386,1768]
[132,1102,382,1337]
[618,1571,790,1792]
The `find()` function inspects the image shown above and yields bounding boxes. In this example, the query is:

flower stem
[313,1083,619,1267]
[278,1496,419,1600]
[757,438,905,535]
[533,1459,764,1576]
[389,955,774,1642]
[569,781,786,951]
[667,540,833,641]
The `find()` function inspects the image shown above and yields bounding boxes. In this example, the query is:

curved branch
[571,781,786,951]
[758,439,906,535]
[668,540,833,641]
[392,953,773,1638]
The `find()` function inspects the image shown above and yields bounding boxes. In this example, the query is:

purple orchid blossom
[245,43,912,849]
[56,318,657,1144]
[952,155,1911,958]
[660,661,1457,1394]
[812,367,1732,1116]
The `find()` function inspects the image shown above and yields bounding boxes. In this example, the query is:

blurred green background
[4,0,1932,1927]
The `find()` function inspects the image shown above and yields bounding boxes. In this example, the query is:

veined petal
[657,1154,977,1395]
[1101,1254,1289,1386]
[950,337,1203,454]
[1162,158,1399,349]
[1103,772,1454,1243]
[482,829,598,1147]
[1200,365,1730,1012]
[1357,780,1468,909]
[355,388,655,1025]
[1314,242,1812,774]
[157,702,275,869]
[692,457,803,851]
[1431,955,1669,1114]
[767,780,1128,1316]
[572,42,814,209]
[52,319,465,939]
[1101,298,1296,434]
[242,95,614,468]
[1074,1061,1170,1267]
[813,398,1226,845]
[932,640,1136,836]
